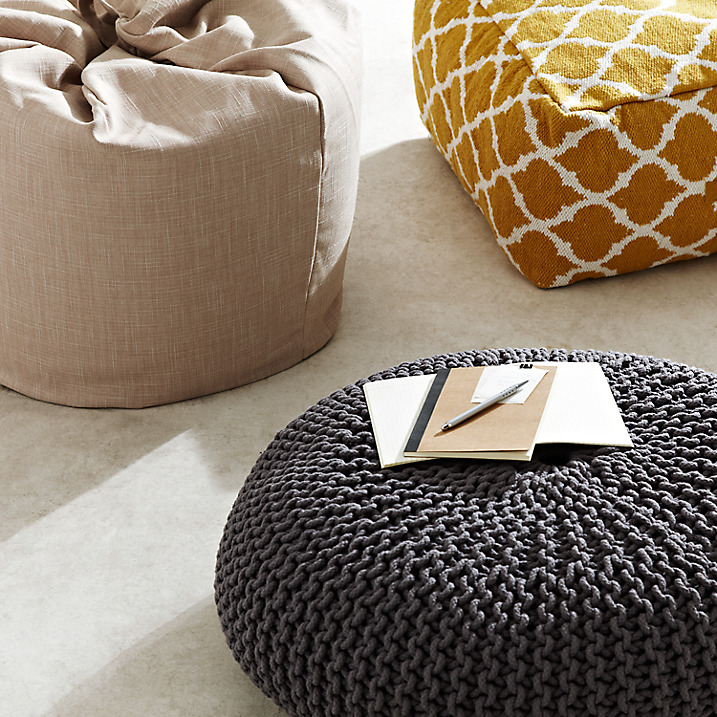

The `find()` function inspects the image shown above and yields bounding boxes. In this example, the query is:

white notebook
[363,362,633,468]
[363,374,436,468]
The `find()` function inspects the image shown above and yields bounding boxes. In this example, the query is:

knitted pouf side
[216,348,717,717]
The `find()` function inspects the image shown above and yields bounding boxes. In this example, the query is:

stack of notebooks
[363,362,633,468]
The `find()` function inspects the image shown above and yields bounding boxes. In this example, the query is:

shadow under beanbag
[216,348,717,717]
[0,0,360,407]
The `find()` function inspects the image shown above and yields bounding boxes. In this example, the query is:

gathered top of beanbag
[3,0,330,70]
[481,0,717,111]
[0,0,358,147]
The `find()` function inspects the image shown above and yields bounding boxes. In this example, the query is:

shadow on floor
[48,597,285,717]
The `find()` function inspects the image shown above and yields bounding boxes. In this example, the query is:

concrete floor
[3,1,717,715]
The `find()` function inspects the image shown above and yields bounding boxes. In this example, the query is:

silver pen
[441,379,529,431]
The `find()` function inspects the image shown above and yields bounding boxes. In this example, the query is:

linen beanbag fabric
[0,0,360,407]
[413,0,717,288]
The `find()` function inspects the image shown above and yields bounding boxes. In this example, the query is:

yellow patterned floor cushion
[413,0,717,288]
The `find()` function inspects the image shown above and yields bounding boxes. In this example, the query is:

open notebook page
[534,362,633,446]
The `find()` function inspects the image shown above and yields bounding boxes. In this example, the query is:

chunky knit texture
[215,349,717,717]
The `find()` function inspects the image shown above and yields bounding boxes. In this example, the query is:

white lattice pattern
[413,0,717,287]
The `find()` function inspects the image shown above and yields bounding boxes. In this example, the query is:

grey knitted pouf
[215,348,717,717]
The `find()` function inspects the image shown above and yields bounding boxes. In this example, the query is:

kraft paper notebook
[363,362,633,468]
[403,365,557,462]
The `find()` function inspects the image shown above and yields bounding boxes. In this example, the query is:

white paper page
[534,362,633,446]
[363,375,436,467]
[471,366,548,404]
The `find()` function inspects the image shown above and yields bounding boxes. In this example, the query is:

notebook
[403,364,557,461]
[363,362,633,468]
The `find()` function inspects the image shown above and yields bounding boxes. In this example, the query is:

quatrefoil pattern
[413,0,717,287]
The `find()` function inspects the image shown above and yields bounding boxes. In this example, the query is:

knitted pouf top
[215,349,717,717]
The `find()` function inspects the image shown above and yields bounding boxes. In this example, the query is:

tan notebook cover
[404,365,557,460]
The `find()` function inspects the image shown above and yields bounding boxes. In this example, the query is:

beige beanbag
[0,0,360,406]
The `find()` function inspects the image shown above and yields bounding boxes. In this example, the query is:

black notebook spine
[404,369,450,452]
